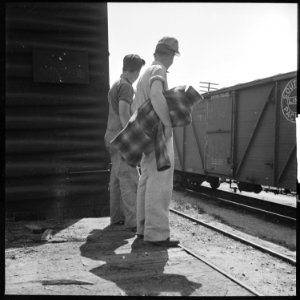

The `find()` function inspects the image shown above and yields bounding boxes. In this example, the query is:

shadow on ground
[80,225,202,296]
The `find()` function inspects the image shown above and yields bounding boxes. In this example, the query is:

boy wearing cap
[135,37,180,247]
[104,54,145,230]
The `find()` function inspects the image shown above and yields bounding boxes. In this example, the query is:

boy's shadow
[80,225,202,296]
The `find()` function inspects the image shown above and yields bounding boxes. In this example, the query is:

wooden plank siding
[5,3,110,219]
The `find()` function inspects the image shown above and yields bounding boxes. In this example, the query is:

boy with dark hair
[104,54,145,230]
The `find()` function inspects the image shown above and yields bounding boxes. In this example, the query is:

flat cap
[155,36,180,55]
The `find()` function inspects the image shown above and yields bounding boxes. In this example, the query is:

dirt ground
[170,190,296,296]
[5,190,296,296]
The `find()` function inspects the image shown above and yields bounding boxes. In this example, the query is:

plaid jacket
[110,85,202,171]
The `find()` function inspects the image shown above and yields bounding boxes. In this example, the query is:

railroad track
[170,207,296,266]
[170,206,296,296]
[179,186,296,225]
[178,244,262,296]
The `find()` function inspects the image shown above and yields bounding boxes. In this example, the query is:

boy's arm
[150,80,172,127]
[118,82,134,127]
[119,101,131,127]
[150,80,172,139]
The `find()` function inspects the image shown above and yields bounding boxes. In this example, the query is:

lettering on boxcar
[281,78,297,123]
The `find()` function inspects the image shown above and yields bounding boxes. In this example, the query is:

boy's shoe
[143,238,179,247]
[112,220,125,225]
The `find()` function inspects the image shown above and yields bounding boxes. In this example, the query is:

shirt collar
[152,60,169,73]
[120,73,132,85]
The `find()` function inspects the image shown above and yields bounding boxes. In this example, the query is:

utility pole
[199,81,219,93]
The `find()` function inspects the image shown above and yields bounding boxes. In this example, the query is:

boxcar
[173,71,297,193]
[5,3,111,220]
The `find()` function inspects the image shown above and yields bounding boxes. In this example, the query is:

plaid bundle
[165,85,203,126]
[110,85,202,171]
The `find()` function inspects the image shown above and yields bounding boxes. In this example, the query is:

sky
[107,2,297,91]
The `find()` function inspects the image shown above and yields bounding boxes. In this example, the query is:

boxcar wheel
[208,177,220,189]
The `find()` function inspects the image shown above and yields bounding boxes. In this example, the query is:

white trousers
[136,137,174,241]
[109,151,139,228]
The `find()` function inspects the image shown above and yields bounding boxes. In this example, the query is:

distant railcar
[173,71,297,193]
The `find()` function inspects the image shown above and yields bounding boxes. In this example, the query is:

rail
[170,208,296,266]
[179,244,263,296]
[183,186,296,223]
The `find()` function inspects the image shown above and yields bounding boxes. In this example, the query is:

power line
[199,81,219,93]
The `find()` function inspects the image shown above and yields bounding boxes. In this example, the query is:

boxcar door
[205,93,233,176]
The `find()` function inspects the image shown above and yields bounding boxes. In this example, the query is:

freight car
[5,3,111,220]
[173,71,297,193]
